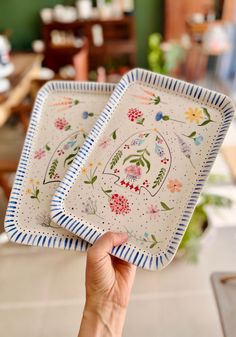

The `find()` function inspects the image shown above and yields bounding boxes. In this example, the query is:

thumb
[90,231,128,256]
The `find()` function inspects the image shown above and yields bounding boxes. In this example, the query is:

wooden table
[0,53,42,129]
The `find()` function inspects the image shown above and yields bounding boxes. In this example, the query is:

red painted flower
[125,165,142,180]
[109,194,131,215]
[54,117,69,130]
[34,149,45,160]
[127,108,143,122]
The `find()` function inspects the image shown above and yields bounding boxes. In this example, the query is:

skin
[78,232,136,337]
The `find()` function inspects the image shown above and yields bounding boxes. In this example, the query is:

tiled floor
[1,226,236,337]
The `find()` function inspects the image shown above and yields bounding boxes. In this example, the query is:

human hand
[78,232,136,337]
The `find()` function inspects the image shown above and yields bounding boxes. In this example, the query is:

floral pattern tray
[4,81,116,250]
[51,69,234,270]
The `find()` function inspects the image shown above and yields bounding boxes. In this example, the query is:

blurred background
[0,1,236,337]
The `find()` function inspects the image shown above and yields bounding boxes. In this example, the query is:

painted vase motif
[103,130,171,197]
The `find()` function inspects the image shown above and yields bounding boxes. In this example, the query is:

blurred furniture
[164,0,215,40]
[0,53,42,131]
[42,16,136,72]
[0,160,17,199]
[211,272,236,337]
[222,147,236,182]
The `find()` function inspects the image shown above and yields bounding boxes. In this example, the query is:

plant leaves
[198,119,212,126]
[110,150,123,169]
[202,107,210,119]
[30,196,36,199]
[84,181,91,184]
[151,234,157,242]
[64,125,71,131]
[123,154,139,165]
[130,159,138,163]
[103,189,112,193]
[64,153,76,167]
[143,157,151,173]
[45,144,50,151]
[111,129,117,140]
[36,189,39,197]
[49,159,58,179]
[150,243,156,248]
[188,131,196,138]
[160,201,172,211]
[91,176,97,184]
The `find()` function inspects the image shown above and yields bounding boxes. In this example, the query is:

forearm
[78,300,127,337]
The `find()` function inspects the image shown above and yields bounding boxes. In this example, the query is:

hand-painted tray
[51,69,234,270]
[4,81,116,250]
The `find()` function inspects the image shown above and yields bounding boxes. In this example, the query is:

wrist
[79,299,127,337]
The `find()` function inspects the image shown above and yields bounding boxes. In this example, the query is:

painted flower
[82,111,89,119]
[194,135,203,145]
[99,137,112,149]
[167,179,182,193]
[155,112,163,121]
[125,165,142,181]
[34,149,45,160]
[147,205,160,219]
[185,107,203,124]
[109,194,131,215]
[127,108,143,122]
[54,117,70,130]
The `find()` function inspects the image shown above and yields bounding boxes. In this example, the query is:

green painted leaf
[130,159,138,163]
[49,159,58,179]
[45,144,50,151]
[64,153,76,167]
[104,189,112,193]
[143,157,151,173]
[202,107,210,119]
[91,176,97,184]
[30,196,36,199]
[110,150,123,169]
[64,125,71,131]
[163,115,170,121]
[123,154,139,165]
[150,243,156,249]
[188,131,196,138]
[84,181,91,184]
[151,234,157,242]
[112,129,117,140]
[161,202,171,211]
[198,119,212,126]
[36,189,39,197]
[88,112,94,116]
[154,96,161,105]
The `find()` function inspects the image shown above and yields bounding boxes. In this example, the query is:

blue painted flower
[155,112,163,121]
[82,111,89,119]
[194,135,203,145]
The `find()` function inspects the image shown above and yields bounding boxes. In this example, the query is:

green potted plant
[178,192,232,262]
[148,33,185,76]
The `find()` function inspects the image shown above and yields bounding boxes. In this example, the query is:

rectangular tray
[51,69,234,270]
[4,81,115,250]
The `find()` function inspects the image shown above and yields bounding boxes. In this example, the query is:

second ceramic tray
[51,69,234,270]
[4,81,115,250]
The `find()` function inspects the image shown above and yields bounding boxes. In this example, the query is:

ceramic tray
[51,69,234,270]
[4,81,115,250]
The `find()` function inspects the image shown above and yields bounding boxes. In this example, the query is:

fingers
[90,231,128,256]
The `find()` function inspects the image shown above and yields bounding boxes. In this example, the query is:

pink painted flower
[109,194,131,215]
[147,205,160,219]
[54,117,69,130]
[125,165,142,181]
[167,179,182,193]
[34,149,45,160]
[127,108,143,122]
[99,137,112,149]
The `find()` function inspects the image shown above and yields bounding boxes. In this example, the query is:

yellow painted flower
[185,107,203,123]
[152,128,158,132]
[29,178,34,184]
[25,188,32,194]
[81,168,87,174]
[79,128,85,133]
[88,162,93,168]
[36,180,40,185]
